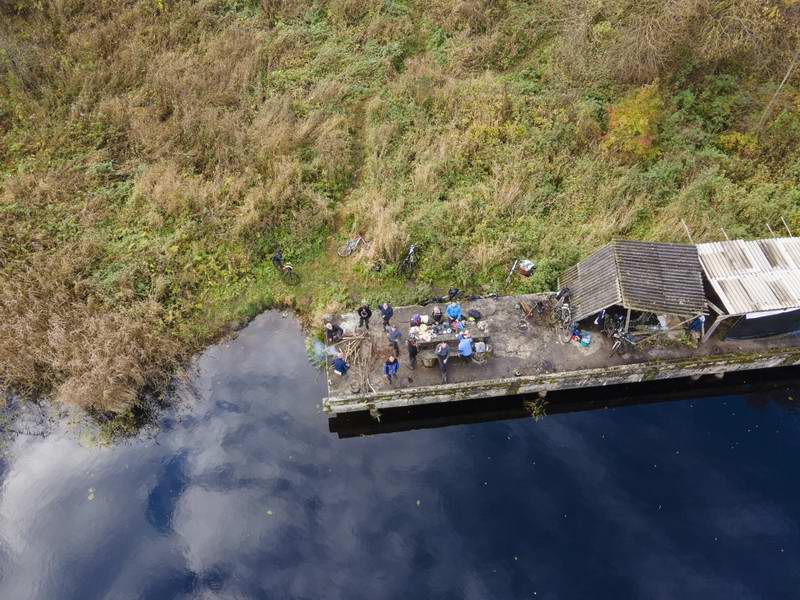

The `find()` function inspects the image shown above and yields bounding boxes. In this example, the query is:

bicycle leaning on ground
[601,312,637,356]
[608,325,636,356]
[272,248,300,286]
[399,243,418,274]
[337,234,370,258]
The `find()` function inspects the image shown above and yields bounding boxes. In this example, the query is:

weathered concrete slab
[323,294,800,414]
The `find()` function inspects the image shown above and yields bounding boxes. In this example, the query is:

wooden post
[681,219,694,243]
[702,314,729,343]
[782,216,793,237]
[756,47,800,135]
[624,308,631,332]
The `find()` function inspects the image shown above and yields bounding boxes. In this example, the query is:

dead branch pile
[337,331,376,393]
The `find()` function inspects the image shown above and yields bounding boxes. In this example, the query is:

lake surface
[1,311,799,599]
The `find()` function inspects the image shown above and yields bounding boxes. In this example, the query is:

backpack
[467,308,482,321]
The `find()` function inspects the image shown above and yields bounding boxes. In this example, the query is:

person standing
[357,302,372,330]
[379,302,394,329]
[407,337,418,370]
[387,325,402,357]
[384,354,400,384]
[435,341,450,384]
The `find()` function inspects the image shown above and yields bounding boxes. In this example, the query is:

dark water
[1,312,800,600]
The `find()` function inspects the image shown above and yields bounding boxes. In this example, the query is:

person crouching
[332,352,350,376]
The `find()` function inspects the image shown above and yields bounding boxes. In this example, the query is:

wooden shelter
[560,240,707,326]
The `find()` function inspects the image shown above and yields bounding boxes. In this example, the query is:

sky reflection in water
[1,312,799,599]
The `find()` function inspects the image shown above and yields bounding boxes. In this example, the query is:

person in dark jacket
[431,305,443,325]
[384,354,400,384]
[271,248,284,271]
[379,302,393,329]
[407,337,418,370]
[435,341,450,384]
[325,322,343,344]
[332,352,349,376]
[357,302,372,329]
[387,325,402,356]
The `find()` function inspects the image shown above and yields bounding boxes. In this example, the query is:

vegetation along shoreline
[1,0,799,418]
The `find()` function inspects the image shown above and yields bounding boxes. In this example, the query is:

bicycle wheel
[609,335,628,356]
[559,322,574,344]
[399,257,414,274]
[559,304,571,325]
[282,269,300,286]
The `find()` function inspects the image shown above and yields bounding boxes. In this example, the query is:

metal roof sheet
[696,237,800,315]
[560,240,707,322]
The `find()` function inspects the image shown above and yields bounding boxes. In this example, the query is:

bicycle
[609,327,636,356]
[550,289,574,343]
[602,311,625,338]
[273,257,299,286]
[337,235,369,258]
[399,243,418,274]
[278,262,299,285]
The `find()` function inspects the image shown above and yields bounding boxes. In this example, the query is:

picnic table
[412,330,489,351]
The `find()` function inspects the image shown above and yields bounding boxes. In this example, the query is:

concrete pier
[322,294,800,415]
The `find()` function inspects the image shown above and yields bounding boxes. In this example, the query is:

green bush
[602,84,663,161]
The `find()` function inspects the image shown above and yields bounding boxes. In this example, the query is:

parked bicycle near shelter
[550,288,573,343]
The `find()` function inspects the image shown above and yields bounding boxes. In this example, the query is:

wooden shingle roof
[560,240,707,322]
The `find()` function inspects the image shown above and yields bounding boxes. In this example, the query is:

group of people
[328,300,479,386]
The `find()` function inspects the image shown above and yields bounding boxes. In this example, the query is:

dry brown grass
[0,247,182,412]
[555,0,800,83]
[345,188,408,262]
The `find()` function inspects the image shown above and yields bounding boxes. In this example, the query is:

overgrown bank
[1,0,799,412]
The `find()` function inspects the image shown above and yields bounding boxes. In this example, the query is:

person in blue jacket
[457,331,473,360]
[383,354,400,384]
[446,301,462,323]
[386,325,402,356]
[332,352,349,376]
[379,302,394,329]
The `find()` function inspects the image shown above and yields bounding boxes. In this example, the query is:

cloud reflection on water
[0,311,799,599]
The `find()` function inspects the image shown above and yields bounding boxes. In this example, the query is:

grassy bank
[1,0,799,413]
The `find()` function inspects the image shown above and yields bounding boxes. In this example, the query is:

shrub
[602,84,663,161]
[718,131,759,157]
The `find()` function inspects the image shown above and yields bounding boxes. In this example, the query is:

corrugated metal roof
[697,237,800,315]
[560,240,707,322]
